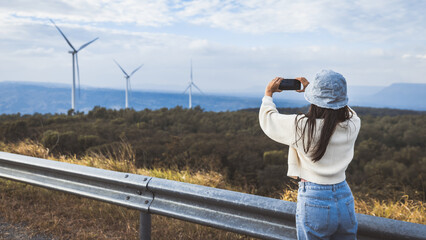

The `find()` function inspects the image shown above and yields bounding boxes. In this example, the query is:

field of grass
[0,140,424,239]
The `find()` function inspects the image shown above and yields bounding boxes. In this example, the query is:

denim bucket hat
[304,69,348,110]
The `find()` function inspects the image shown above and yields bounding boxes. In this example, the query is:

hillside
[0,105,424,201]
[350,83,426,110]
[0,104,424,238]
[1,81,425,114]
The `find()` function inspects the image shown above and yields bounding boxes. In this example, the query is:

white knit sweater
[259,96,361,184]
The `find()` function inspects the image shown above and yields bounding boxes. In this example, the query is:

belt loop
[303,182,306,192]
[332,184,336,192]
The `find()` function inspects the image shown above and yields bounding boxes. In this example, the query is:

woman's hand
[265,77,283,97]
[296,77,309,93]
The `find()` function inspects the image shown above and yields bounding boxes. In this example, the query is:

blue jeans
[296,180,358,240]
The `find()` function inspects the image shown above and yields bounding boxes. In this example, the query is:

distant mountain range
[252,83,425,111]
[0,81,424,114]
[349,83,426,110]
[0,81,305,114]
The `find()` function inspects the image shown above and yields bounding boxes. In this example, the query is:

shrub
[263,150,287,165]
[41,130,79,154]
[1,120,28,142]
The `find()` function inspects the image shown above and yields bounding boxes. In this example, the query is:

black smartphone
[278,79,301,90]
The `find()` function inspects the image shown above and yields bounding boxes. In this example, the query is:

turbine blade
[76,53,81,99]
[49,19,76,51]
[113,59,129,77]
[130,64,144,77]
[192,83,204,94]
[183,84,190,94]
[78,37,99,51]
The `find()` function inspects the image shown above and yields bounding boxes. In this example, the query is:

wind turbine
[50,19,99,111]
[114,60,144,109]
[183,60,203,109]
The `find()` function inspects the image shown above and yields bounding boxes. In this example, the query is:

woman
[259,69,361,240]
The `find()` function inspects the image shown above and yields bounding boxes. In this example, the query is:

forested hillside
[0,106,424,200]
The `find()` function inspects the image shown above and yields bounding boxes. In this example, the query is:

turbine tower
[114,60,144,109]
[183,60,203,109]
[50,19,99,111]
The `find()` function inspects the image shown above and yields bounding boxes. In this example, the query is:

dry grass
[355,195,425,224]
[0,140,424,239]
[0,140,254,239]
[0,179,254,240]
[279,188,425,225]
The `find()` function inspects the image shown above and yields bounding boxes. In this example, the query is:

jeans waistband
[298,180,348,192]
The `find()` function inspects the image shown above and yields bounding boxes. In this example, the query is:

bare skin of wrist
[265,77,283,97]
[265,90,274,97]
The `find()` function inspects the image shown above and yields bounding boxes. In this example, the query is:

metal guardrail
[0,151,425,240]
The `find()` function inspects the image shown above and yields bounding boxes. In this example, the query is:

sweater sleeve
[259,96,297,146]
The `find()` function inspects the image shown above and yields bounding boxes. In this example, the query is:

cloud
[2,0,425,42]
[402,54,426,60]
[173,0,426,42]
[416,55,426,60]
[0,0,425,92]
[175,0,323,33]
[1,0,173,26]
[13,47,55,55]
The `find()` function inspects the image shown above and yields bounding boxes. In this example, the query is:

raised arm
[260,77,309,146]
[259,96,298,146]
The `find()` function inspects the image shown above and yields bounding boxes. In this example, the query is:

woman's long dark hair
[295,104,353,162]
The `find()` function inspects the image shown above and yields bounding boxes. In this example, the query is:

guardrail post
[139,211,151,240]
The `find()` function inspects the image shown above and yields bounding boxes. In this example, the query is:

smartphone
[278,79,301,90]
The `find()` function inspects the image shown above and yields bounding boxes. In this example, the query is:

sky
[0,0,425,94]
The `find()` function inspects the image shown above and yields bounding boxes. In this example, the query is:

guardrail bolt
[126,196,130,200]
[143,177,148,181]
[144,200,149,204]
[125,174,129,178]
[137,190,143,195]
